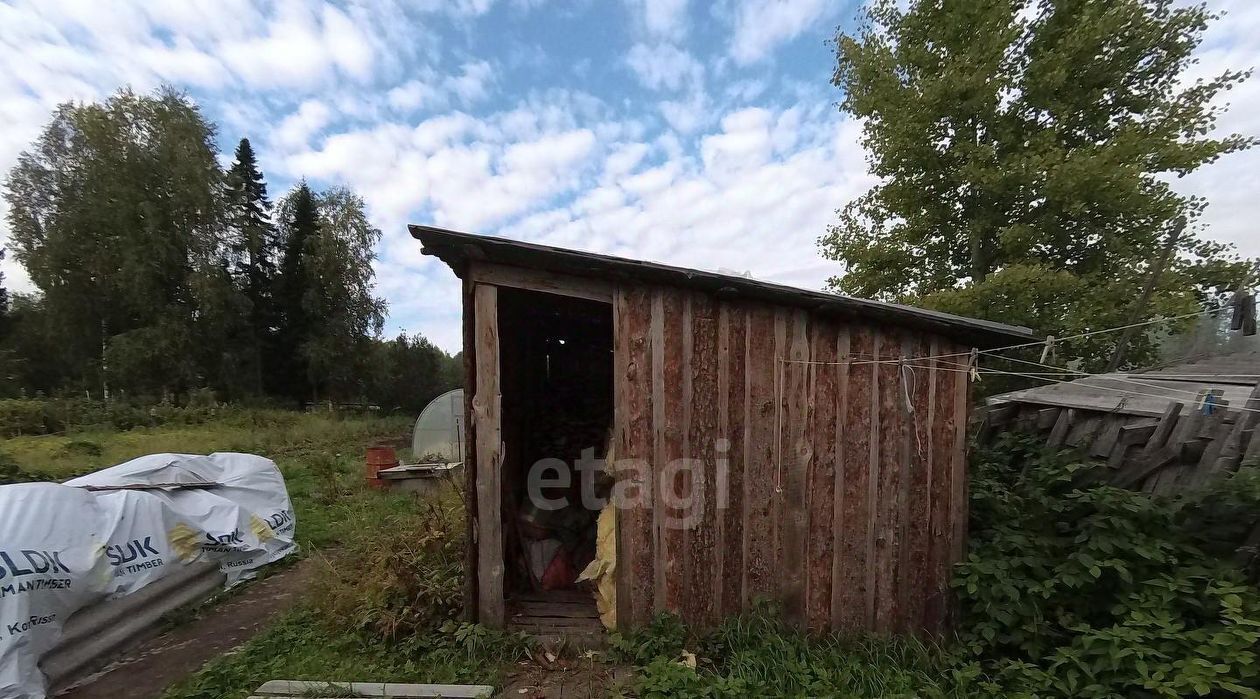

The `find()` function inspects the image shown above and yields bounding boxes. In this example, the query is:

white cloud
[726,0,836,65]
[626,43,704,91]
[445,60,495,104]
[273,99,334,152]
[2,0,1258,359]
[624,0,690,41]
[660,89,711,133]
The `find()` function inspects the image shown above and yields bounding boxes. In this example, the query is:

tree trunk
[1105,217,1186,372]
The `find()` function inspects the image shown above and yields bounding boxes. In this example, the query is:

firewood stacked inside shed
[496,288,613,600]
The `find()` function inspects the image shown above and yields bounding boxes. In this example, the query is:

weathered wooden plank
[780,309,811,625]
[1113,447,1180,489]
[949,342,971,626]
[461,276,479,623]
[1199,384,1260,485]
[718,304,747,617]
[874,329,903,632]
[1139,402,1183,459]
[678,294,694,622]
[615,285,654,628]
[650,291,667,612]
[1046,408,1074,448]
[835,326,874,631]
[1035,407,1060,430]
[511,601,601,619]
[658,289,686,614]
[829,326,851,628]
[1144,410,1202,493]
[984,403,1018,428]
[714,304,728,619]
[1089,417,1125,458]
[903,335,932,633]
[742,304,778,605]
[472,284,504,627]
[1243,425,1260,468]
[806,318,838,632]
[925,339,955,633]
[685,292,720,627]
[1065,415,1103,448]
[468,260,613,303]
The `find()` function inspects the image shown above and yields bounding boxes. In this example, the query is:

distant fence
[41,562,224,694]
[978,384,1260,495]
[975,386,1260,577]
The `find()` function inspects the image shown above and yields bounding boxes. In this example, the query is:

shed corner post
[473,282,505,627]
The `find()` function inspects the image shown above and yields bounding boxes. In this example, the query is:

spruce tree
[274,181,319,401]
[224,138,278,395]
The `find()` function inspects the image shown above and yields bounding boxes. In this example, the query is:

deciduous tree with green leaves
[821,0,1258,370]
[4,87,233,397]
[273,183,386,403]
[299,187,387,402]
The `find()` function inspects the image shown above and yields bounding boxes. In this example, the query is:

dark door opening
[496,287,613,632]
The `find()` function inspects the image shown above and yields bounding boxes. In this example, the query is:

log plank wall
[611,284,971,632]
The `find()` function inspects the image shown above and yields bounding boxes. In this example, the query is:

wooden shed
[412,224,1036,635]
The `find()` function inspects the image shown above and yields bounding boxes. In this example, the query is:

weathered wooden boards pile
[981,383,1260,494]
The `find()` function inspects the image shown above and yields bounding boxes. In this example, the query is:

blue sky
[1,0,1257,352]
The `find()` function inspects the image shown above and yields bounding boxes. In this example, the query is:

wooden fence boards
[874,330,906,632]
[742,304,779,606]
[926,342,957,633]
[828,327,852,629]
[904,335,933,633]
[490,286,976,634]
[715,305,747,618]
[657,289,686,613]
[685,293,720,626]
[986,372,1260,500]
[780,310,812,624]
[807,319,839,632]
[614,286,655,629]
[836,325,876,631]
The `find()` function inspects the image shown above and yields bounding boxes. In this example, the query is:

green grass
[160,611,525,699]
[1,409,413,549]
[1,408,525,697]
[610,609,999,699]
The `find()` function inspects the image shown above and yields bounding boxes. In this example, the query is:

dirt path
[57,559,318,699]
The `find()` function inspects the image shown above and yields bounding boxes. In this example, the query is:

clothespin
[968,348,980,382]
[1232,289,1256,336]
[899,358,915,415]
[1039,335,1056,365]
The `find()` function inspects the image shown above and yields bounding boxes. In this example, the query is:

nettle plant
[955,435,1260,698]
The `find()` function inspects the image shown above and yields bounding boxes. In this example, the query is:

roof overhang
[411,224,1038,349]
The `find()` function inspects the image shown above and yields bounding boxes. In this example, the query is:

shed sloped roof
[411,224,1037,348]
[989,350,1260,418]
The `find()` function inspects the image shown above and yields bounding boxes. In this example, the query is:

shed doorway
[495,287,613,635]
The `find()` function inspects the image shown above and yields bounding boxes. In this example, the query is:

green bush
[0,399,53,436]
[956,434,1260,697]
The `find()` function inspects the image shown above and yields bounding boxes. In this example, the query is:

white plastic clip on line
[969,348,981,382]
[1039,335,1056,365]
